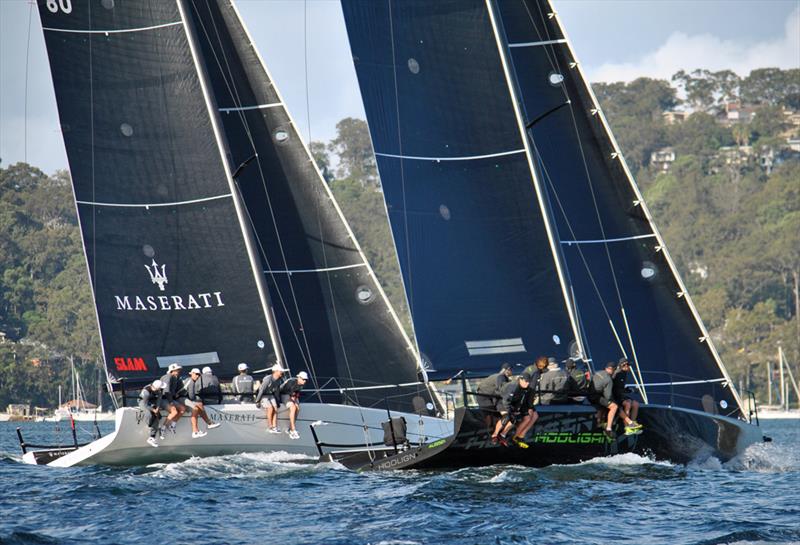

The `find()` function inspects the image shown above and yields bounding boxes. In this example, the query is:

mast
[485,0,585,358]
[176,0,286,366]
[546,0,745,414]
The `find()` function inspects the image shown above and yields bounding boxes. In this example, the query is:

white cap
[202,367,212,374]
[270,363,287,373]
[297,371,309,380]
[151,379,165,390]
[190,368,201,375]
[168,363,182,372]
[237,362,249,371]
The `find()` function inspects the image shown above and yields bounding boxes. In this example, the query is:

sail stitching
[374,149,525,161]
[76,194,232,208]
[42,21,182,34]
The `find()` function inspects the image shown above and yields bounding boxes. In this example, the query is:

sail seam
[264,263,367,275]
[42,22,182,34]
[76,194,231,208]
[219,102,282,113]
[560,233,656,245]
[508,38,566,48]
[375,149,525,162]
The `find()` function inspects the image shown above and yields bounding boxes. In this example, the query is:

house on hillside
[650,147,676,172]
[662,110,691,125]
[720,101,757,125]
[782,108,800,130]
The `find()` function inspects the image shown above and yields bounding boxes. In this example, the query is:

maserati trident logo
[113,252,226,312]
[145,259,168,291]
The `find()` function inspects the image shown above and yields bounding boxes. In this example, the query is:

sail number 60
[46,0,73,14]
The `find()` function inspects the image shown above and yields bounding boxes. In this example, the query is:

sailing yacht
[22,0,448,467]
[331,0,766,467]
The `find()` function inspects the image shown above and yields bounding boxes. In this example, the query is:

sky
[0,0,798,175]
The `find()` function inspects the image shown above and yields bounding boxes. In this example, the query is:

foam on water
[570,451,674,468]
[143,451,322,480]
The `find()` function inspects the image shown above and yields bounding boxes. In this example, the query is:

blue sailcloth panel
[341,0,576,377]
[36,0,276,385]
[495,0,741,416]
[185,0,428,409]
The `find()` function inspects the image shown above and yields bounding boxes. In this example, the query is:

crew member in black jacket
[491,372,538,448]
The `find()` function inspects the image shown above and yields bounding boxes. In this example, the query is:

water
[1,420,799,545]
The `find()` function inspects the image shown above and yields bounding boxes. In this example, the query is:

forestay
[341,0,580,378]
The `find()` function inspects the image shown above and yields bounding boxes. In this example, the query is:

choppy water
[1,419,799,545]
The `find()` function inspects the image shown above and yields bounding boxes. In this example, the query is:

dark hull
[409,404,763,469]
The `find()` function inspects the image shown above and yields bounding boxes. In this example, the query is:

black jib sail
[181,0,427,408]
[490,0,742,416]
[36,0,281,385]
[340,0,581,379]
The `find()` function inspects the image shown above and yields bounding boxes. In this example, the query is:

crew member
[185,368,222,439]
[255,363,286,434]
[539,358,576,405]
[566,359,590,402]
[139,379,166,447]
[613,357,643,435]
[280,371,308,439]
[200,366,222,405]
[476,363,513,427]
[524,356,549,404]
[160,363,187,436]
[232,362,254,402]
[492,372,538,448]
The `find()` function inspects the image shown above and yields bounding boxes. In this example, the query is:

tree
[309,141,333,184]
[671,69,741,112]
[328,118,378,185]
[740,68,800,106]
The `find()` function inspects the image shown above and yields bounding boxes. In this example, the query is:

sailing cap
[296,371,309,380]
[548,357,558,365]
[270,364,287,373]
[190,368,201,375]
[238,362,249,371]
[605,361,618,370]
[618,357,630,366]
[500,363,512,371]
[168,363,182,372]
[202,367,213,375]
[151,380,165,390]
[520,371,532,382]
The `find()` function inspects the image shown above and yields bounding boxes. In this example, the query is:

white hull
[0,414,10,422]
[43,411,116,423]
[22,402,453,467]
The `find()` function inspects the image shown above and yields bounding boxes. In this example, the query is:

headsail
[37,0,278,385]
[181,0,427,409]
[486,0,743,417]
[340,0,580,378]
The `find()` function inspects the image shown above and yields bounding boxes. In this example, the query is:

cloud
[589,6,800,83]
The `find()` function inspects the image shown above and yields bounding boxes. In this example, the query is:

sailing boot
[512,436,529,449]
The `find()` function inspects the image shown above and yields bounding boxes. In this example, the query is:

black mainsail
[37,0,279,385]
[37,0,427,410]
[342,0,744,417]
[340,0,580,378]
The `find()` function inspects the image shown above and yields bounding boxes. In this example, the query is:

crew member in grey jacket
[139,380,166,447]
[232,362,254,402]
[539,359,576,405]
[255,364,286,434]
[591,362,620,438]
[185,368,222,439]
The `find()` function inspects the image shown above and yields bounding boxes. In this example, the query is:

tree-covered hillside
[1,67,797,409]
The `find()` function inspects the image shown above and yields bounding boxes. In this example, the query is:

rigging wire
[24,1,34,163]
